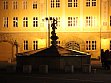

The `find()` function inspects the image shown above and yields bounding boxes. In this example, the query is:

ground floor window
[24,40,28,50]
[33,40,38,50]
[86,40,96,50]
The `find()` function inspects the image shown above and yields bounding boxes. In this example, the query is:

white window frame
[56,0,60,8]
[33,17,38,27]
[68,0,78,7]
[50,17,60,27]
[3,1,8,9]
[33,1,37,9]
[74,0,78,7]
[86,40,96,51]
[51,0,54,8]
[22,0,27,9]
[86,0,90,7]
[13,17,18,27]
[92,41,96,50]
[85,16,96,27]
[24,40,28,50]
[51,0,60,8]
[86,16,91,27]
[68,0,72,7]
[68,17,78,27]
[3,17,8,27]
[86,41,91,50]
[73,17,78,27]
[33,41,38,50]
[23,17,28,27]
[52,17,60,27]
[68,17,72,27]
[92,0,96,6]
[12,1,18,9]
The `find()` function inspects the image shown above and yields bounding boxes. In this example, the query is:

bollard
[65,65,74,73]
[82,64,91,73]
[23,65,32,73]
[39,65,48,73]
[92,69,96,74]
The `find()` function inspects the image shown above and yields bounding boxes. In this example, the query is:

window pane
[33,1,37,9]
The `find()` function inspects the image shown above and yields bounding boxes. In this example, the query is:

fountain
[16,18,91,73]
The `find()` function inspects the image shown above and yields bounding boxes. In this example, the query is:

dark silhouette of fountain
[16,18,91,73]
[50,18,58,46]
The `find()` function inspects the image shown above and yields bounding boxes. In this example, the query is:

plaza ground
[0,60,111,83]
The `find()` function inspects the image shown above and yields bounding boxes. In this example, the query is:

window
[92,0,96,6]
[110,16,111,26]
[23,17,28,27]
[50,17,60,27]
[73,17,78,27]
[68,0,72,7]
[51,17,60,27]
[13,17,18,27]
[74,0,78,7]
[51,0,60,8]
[68,17,72,26]
[56,0,60,7]
[86,40,96,50]
[51,0,54,8]
[13,1,18,9]
[85,16,96,27]
[33,17,38,27]
[86,0,96,7]
[68,0,78,7]
[3,17,8,27]
[3,1,8,9]
[24,40,28,50]
[68,17,78,27]
[92,41,96,50]
[86,0,90,7]
[86,41,91,50]
[33,1,37,9]
[33,41,38,50]
[86,17,91,26]
[23,1,27,9]
[56,17,60,27]
[92,16,96,26]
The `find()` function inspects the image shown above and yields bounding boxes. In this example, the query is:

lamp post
[100,25,101,60]
[45,17,53,47]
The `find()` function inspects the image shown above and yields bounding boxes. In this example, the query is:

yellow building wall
[0,0,111,61]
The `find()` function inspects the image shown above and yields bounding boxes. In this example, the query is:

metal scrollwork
[65,41,80,51]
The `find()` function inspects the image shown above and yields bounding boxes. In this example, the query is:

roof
[17,46,90,56]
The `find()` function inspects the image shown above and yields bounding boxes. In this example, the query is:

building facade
[0,0,111,62]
